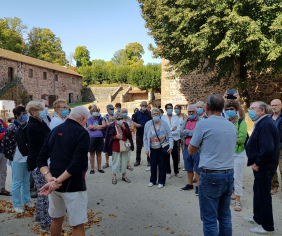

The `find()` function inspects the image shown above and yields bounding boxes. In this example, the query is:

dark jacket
[246,116,280,172]
[269,113,282,148]
[27,117,50,171]
[37,119,90,192]
[103,122,134,156]
[16,123,28,157]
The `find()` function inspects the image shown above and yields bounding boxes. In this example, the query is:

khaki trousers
[271,149,282,187]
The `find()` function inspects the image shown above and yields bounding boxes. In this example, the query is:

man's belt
[201,168,233,174]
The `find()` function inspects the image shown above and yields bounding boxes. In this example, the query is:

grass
[87,83,128,87]
[68,102,93,108]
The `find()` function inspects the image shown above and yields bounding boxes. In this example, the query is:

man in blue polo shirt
[133,101,151,167]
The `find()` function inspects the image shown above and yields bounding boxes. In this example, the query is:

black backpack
[238,119,249,148]
[16,123,29,157]
[99,116,106,138]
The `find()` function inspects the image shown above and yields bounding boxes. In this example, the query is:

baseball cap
[106,104,114,110]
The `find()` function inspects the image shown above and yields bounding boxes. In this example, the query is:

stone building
[0,48,83,106]
[161,58,282,109]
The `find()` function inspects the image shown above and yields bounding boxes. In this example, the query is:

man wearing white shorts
[37,106,90,236]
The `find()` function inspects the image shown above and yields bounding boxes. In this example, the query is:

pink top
[185,117,198,146]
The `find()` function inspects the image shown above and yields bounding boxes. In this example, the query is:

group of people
[0,90,281,236]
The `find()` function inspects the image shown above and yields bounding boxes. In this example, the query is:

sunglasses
[116,118,123,121]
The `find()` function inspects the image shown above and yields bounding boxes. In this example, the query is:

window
[8,67,13,80]
[43,72,47,80]
[72,78,75,84]
[55,74,58,81]
[29,69,33,78]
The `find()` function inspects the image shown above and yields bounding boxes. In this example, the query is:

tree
[111,49,127,65]
[137,0,282,105]
[0,17,26,53]
[125,42,145,66]
[26,27,67,65]
[66,52,74,67]
[74,46,91,68]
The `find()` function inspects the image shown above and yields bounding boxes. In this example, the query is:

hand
[46,176,57,183]
[136,124,142,128]
[172,127,177,131]
[116,134,123,139]
[129,127,134,132]
[251,163,259,171]
[38,181,62,196]
[145,151,149,156]
[167,148,173,154]
[223,91,228,101]
[233,92,240,103]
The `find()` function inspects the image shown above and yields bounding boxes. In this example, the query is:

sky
[1,0,161,65]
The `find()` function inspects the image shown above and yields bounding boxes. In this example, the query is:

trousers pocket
[204,180,223,199]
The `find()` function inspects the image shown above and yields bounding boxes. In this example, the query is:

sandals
[103,163,109,169]
[112,178,117,185]
[122,177,131,183]
[0,190,12,196]
[127,165,134,171]
[98,170,105,173]
[90,170,95,174]
[234,201,242,211]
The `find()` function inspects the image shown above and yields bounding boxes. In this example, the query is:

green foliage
[74,46,91,67]
[0,17,26,53]
[26,27,67,65]
[111,49,127,65]
[125,42,145,66]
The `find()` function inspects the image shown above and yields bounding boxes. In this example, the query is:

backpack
[238,119,249,148]
[16,123,28,157]
[99,116,106,138]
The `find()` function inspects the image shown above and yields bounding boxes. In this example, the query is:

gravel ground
[1,149,282,236]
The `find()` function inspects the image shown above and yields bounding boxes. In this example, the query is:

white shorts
[48,191,88,226]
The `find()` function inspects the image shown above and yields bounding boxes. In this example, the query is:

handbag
[152,122,169,154]
[115,125,131,152]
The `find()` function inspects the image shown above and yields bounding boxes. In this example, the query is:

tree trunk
[239,52,250,108]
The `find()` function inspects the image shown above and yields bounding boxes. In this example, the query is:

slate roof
[0,48,82,77]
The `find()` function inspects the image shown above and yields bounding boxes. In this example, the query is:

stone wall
[88,86,119,102]
[129,93,148,101]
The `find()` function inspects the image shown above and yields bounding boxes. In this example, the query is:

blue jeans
[198,171,234,236]
[11,162,30,207]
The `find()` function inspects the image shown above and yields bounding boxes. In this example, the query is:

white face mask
[92,112,100,117]
[116,120,123,125]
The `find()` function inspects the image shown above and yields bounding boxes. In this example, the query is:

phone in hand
[227,89,237,100]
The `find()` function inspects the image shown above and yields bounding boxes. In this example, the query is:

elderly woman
[87,105,106,174]
[103,112,134,184]
[26,101,51,233]
[144,108,173,189]
[121,108,134,171]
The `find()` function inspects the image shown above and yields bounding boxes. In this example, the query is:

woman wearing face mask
[87,105,106,174]
[121,108,135,171]
[26,101,51,233]
[225,101,248,211]
[103,113,134,184]
[49,99,68,130]
[143,108,173,189]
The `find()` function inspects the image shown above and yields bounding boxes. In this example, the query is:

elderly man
[39,99,52,126]
[196,101,208,120]
[180,104,200,195]
[133,101,152,167]
[188,94,237,236]
[49,99,68,130]
[244,101,279,234]
[37,106,90,236]
[270,99,282,194]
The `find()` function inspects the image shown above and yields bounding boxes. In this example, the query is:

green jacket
[234,118,248,153]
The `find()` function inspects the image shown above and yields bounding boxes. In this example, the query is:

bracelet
[43,171,50,177]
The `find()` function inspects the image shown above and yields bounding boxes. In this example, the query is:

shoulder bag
[152,122,169,154]
[115,125,131,152]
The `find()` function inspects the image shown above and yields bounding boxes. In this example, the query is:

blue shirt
[190,115,237,170]
[133,110,151,136]
[270,113,282,128]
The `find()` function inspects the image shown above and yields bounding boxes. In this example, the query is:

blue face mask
[189,114,197,120]
[38,110,48,120]
[226,110,236,118]
[110,110,114,115]
[122,113,127,118]
[248,110,258,121]
[61,109,69,117]
[196,108,203,114]
[18,114,28,122]
[141,107,147,111]
[167,109,173,115]
[175,109,180,114]
[153,116,160,122]
[117,108,121,112]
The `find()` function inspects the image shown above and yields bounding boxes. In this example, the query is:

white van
[0,100,15,121]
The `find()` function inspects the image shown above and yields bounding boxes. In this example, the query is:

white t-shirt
[13,146,27,163]
[49,114,65,130]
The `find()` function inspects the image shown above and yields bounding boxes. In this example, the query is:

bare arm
[188,144,198,155]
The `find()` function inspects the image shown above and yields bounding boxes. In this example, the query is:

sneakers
[166,174,172,179]
[158,184,164,189]
[243,216,256,224]
[148,182,154,187]
[30,189,38,198]
[176,173,182,178]
[180,184,193,191]
[178,164,181,169]
[14,207,25,213]
[24,202,34,208]
[250,225,274,235]
[40,226,50,233]
[134,162,140,166]
[195,186,199,196]
[270,186,278,195]
[146,166,151,171]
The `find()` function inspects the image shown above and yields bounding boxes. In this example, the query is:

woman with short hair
[144,108,173,189]
[103,112,134,184]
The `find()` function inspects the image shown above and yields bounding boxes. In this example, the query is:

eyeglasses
[109,108,114,110]
[225,108,236,111]
[141,105,148,107]
[116,118,123,121]
[59,106,68,109]
[188,111,196,114]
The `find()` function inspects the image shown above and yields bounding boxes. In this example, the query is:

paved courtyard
[1,148,282,236]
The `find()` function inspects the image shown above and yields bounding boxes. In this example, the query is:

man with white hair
[196,101,208,120]
[38,99,52,126]
[37,106,90,236]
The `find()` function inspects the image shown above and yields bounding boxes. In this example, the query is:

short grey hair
[206,94,225,112]
[151,108,160,115]
[26,101,44,113]
[188,104,197,110]
[121,108,128,112]
[257,101,268,112]
[114,112,123,119]
[196,101,205,106]
[70,106,89,119]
